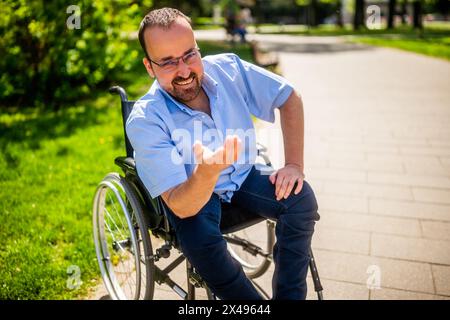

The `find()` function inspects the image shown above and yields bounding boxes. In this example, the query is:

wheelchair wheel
[93,173,154,300]
[227,220,275,279]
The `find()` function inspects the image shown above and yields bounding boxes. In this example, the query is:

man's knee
[286,180,320,221]
[181,231,226,258]
[176,212,225,256]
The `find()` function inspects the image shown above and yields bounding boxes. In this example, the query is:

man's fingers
[275,175,286,200]
[193,135,242,166]
[193,140,204,164]
[209,146,223,165]
[222,142,228,164]
[274,174,282,195]
[224,136,234,164]
[278,177,290,200]
[223,135,241,164]
[294,178,304,195]
[269,172,277,184]
[283,177,296,199]
[234,136,242,162]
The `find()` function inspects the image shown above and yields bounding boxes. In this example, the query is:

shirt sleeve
[126,103,187,199]
[233,54,294,123]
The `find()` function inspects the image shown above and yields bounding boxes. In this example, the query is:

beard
[170,72,202,103]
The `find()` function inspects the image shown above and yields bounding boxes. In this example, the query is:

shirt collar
[202,70,218,97]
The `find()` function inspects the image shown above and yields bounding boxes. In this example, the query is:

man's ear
[143,57,155,78]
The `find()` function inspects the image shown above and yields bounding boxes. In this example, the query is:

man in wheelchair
[125,8,320,300]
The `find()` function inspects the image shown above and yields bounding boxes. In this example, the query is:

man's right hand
[193,135,242,176]
[161,135,242,219]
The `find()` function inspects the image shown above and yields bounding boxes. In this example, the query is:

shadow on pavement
[260,41,374,54]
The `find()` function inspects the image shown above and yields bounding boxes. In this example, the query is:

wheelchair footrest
[224,235,271,259]
[154,266,188,299]
[188,270,205,288]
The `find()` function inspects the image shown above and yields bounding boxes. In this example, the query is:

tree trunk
[387,0,397,29]
[401,0,407,25]
[336,0,344,27]
[353,0,365,30]
[412,0,423,29]
[436,0,449,21]
[309,0,318,27]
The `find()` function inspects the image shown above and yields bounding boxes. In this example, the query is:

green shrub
[0,0,152,109]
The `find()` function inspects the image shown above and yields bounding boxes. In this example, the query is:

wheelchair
[92,86,324,300]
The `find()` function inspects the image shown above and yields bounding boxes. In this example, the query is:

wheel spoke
[107,191,129,233]
[104,207,128,241]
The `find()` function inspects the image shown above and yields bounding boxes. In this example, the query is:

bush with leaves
[0,0,153,109]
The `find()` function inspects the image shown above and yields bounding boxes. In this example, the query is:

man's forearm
[164,165,220,219]
[279,90,305,170]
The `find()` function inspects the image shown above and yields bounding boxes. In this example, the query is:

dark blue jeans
[164,165,320,300]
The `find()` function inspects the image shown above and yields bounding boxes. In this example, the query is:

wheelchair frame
[92,85,323,300]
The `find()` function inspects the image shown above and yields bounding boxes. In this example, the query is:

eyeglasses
[149,47,200,73]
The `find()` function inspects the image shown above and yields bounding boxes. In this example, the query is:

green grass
[0,40,252,299]
[0,98,130,299]
[192,16,224,30]
[350,34,450,61]
[251,21,450,36]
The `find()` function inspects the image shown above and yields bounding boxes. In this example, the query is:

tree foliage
[0,0,153,109]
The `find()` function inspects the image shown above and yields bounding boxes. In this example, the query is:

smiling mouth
[174,75,195,86]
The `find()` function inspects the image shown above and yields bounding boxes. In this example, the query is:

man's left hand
[269,164,305,201]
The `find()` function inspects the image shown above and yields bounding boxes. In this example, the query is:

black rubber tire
[93,172,155,300]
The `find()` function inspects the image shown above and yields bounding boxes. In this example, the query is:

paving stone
[369,198,450,221]
[431,265,450,296]
[322,181,414,201]
[313,226,370,255]
[316,194,369,214]
[370,288,447,300]
[313,249,435,294]
[420,220,450,241]
[368,172,450,189]
[412,187,450,205]
[306,278,369,300]
[307,167,368,184]
[371,233,450,265]
[318,210,422,237]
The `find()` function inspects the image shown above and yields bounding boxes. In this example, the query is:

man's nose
[176,59,191,79]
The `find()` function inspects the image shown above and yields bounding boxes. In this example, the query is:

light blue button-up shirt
[126,53,294,203]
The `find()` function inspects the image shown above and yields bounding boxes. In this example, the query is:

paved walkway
[249,31,450,300]
[88,30,450,300]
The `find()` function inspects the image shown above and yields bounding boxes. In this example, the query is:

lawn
[350,33,450,61]
[0,40,253,299]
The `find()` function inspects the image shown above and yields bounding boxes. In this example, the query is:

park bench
[249,40,279,70]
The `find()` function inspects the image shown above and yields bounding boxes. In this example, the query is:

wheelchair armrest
[109,86,128,102]
[114,156,136,174]
[256,142,271,167]
[256,142,267,155]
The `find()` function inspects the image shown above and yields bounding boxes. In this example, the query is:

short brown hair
[138,8,192,59]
